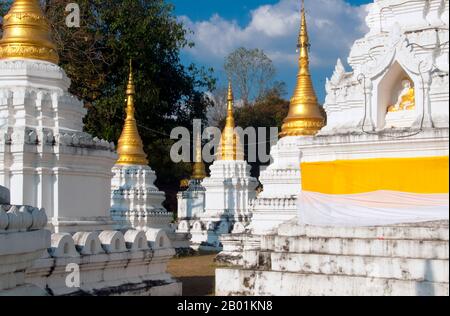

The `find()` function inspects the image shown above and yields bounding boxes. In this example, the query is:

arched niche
[376,61,418,129]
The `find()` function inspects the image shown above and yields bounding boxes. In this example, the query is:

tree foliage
[0,1,10,28]
[234,90,289,130]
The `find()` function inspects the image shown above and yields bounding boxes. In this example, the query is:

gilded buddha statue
[387,79,415,112]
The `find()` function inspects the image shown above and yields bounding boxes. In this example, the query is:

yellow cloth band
[301,156,449,194]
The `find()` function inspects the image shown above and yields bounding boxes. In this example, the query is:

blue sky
[170,0,373,102]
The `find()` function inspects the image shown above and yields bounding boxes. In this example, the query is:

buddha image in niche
[387,78,416,112]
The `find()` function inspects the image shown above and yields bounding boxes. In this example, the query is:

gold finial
[227,81,234,104]
[0,0,59,64]
[218,81,243,161]
[116,60,149,166]
[280,0,325,137]
[225,81,235,128]
[191,128,207,180]
[180,178,189,190]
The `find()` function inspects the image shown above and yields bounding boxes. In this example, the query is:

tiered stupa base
[0,186,50,296]
[111,164,190,251]
[179,160,257,251]
[216,218,449,296]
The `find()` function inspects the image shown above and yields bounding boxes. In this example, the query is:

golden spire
[280,0,325,137]
[116,61,149,166]
[225,81,235,129]
[191,129,207,180]
[0,0,59,64]
[218,82,243,161]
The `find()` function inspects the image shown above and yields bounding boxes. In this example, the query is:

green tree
[235,90,289,130]
[0,1,10,28]
[1,0,216,213]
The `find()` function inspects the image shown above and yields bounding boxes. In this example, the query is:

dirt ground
[167,252,218,296]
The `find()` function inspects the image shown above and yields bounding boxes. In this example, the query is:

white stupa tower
[110,62,190,250]
[186,82,258,250]
[176,128,207,222]
[247,2,326,234]
[0,0,117,233]
[110,62,172,230]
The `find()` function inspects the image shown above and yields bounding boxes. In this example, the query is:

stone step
[268,252,448,283]
[264,235,449,259]
[215,268,449,296]
[276,220,449,241]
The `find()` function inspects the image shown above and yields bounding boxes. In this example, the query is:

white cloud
[180,0,368,70]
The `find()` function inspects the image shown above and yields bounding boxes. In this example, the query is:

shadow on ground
[168,252,218,296]
[176,276,215,296]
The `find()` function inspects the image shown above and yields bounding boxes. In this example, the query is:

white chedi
[176,131,208,223]
[203,84,258,230]
[111,165,172,231]
[187,160,258,250]
[177,179,206,221]
[109,64,190,251]
[109,64,172,232]
[202,160,257,223]
[0,59,117,233]
[0,0,116,233]
[179,83,258,250]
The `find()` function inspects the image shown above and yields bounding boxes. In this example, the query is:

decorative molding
[0,202,47,232]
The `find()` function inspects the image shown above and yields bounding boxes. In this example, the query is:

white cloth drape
[298,190,449,227]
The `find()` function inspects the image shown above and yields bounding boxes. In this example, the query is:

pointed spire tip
[227,80,233,102]
[280,0,325,137]
[117,61,148,165]
[127,59,135,95]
